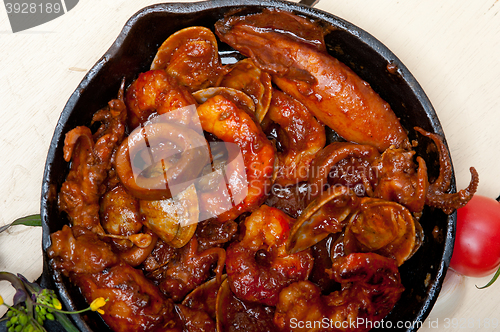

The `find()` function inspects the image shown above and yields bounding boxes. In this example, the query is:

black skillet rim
[40,1,456,331]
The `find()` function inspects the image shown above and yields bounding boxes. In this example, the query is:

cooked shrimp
[264,89,325,186]
[125,69,197,129]
[226,205,314,306]
[196,95,275,222]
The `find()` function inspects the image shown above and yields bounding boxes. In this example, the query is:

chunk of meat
[47,225,176,332]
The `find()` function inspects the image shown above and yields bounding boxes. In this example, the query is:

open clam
[140,183,199,248]
[287,186,358,254]
[182,274,227,319]
[343,198,421,266]
[151,26,223,91]
[217,58,272,123]
[192,86,256,116]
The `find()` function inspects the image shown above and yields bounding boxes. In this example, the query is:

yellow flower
[0,295,3,306]
[90,297,107,315]
[52,297,62,310]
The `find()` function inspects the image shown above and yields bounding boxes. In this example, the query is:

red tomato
[450,195,500,278]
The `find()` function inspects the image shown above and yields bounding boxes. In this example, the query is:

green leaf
[11,214,41,227]
[476,265,500,289]
[53,312,81,332]
[0,215,41,233]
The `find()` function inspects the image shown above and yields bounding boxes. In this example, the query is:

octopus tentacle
[414,127,479,214]
[198,246,226,285]
[404,156,429,213]
[62,126,94,163]
[427,167,479,214]
[58,83,127,233]
[414,127,452,193]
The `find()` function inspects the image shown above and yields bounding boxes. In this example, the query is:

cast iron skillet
[41,0,456,331]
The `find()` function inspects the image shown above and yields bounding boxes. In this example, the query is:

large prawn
[215,9,409,152]
[263,89,326,186]
[196,95,275,222]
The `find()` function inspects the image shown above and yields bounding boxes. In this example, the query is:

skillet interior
[41,1,456,331]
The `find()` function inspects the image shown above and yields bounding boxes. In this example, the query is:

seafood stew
[41,1,477,331]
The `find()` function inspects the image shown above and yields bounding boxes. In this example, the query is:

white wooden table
[1,0,499,330]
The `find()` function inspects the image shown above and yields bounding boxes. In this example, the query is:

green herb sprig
[0,272,107,332]
[0,215,42,234]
